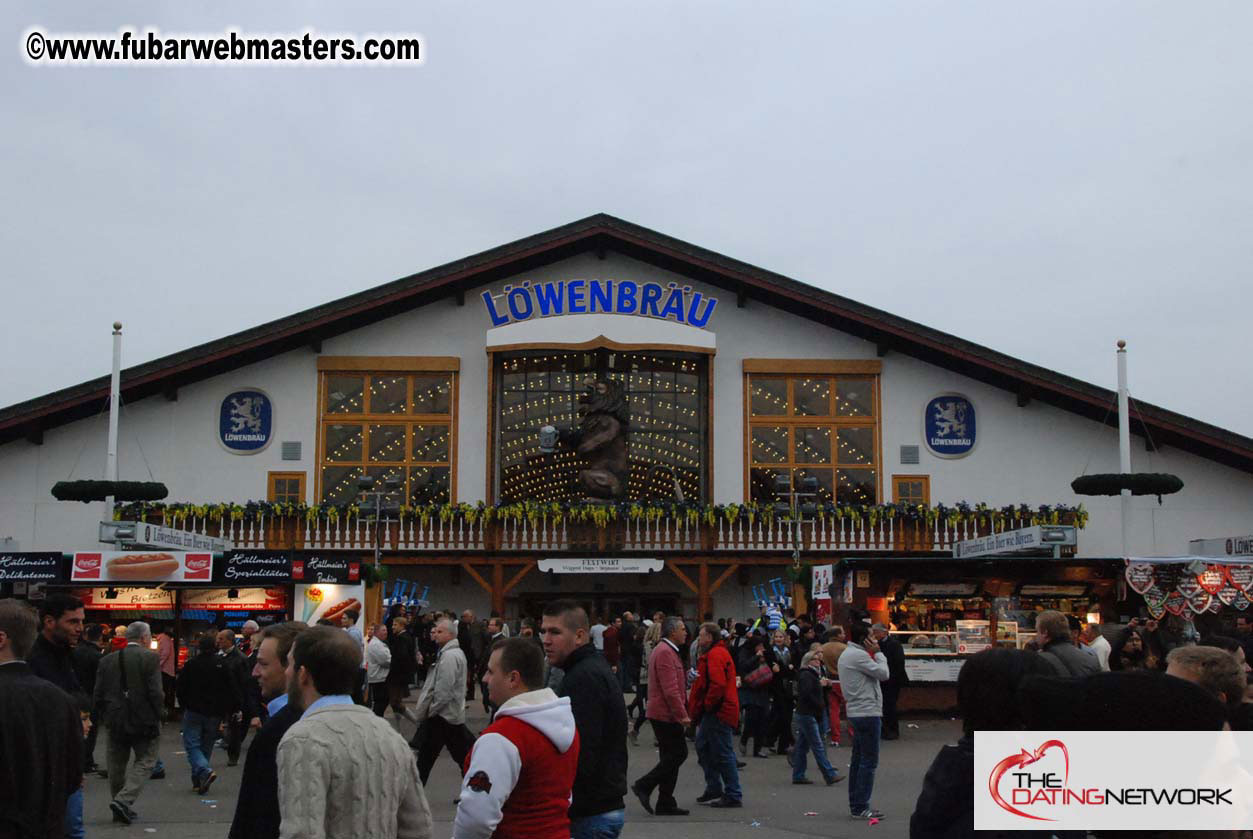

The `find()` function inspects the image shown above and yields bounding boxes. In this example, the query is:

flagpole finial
[1116,339,1126,350]
[112,321,123,333]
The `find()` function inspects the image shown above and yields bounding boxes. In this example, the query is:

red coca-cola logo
[292,560,305,580]
[184,554,211,580]
[348,562,360,582]
[74,553,102,579]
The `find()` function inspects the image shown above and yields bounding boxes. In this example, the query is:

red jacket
[456,688,579,839]
[687,640,740,727]
[603,626,620,666]
[646,640,689,724]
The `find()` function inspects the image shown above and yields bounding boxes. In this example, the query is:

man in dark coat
[871,623,909,740]
[94,621,164,825]
[73,624,105,772]
[177,635,238,794]
[1035,611,1101,678]
[0,599,83,839]
[542,600,628,838]
[216,630,255,766]
[229,622,306,839]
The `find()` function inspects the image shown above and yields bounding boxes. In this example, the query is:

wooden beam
[876,343,890,358]
[669,563,699,594]
[737,286,748,308]
[24,425,42,446]
[491,562,505,615]
[595,247,608,261]
[309,338,322,354]
[742,358,882,375]
[460,561,492,594]
[699,563,710,619]
[162,386,178,402]
[455,289,466,307]
[708,563,740,594]
[1016,387,1032,408]
[503,562,536,594]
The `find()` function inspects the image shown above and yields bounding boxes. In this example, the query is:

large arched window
[493,348,709,504]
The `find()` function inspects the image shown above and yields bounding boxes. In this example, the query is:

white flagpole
[105,321,122,519]
[1117,340,1131,558]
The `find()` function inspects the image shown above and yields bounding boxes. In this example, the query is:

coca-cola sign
[0,552,64,581]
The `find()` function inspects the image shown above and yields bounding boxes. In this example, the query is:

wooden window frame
[314,359,459,505]
[891,474,930,506]
[267,471,306,504]
[742,361,882,505]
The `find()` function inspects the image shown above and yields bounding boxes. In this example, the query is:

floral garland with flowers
[114,499,1087,531]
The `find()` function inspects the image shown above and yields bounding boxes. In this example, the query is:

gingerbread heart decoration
[1234,590,1251,611]
[1218,584,1241,606]
[1153,565,1181,592]
[1226,565,1253,594]
[1145,600,1166,620]
[1187,589,1213,615]
[1163,591,1187,616]
[1125,563,1156,595]
[1207,598,1223,614]
[1198,566,1227,595]
[1175,575,1203,600]
[1142,585,1167,607]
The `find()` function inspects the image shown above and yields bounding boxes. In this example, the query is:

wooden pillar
[698,562,710,619]
[491,562,505,616]
[365,579,383,627]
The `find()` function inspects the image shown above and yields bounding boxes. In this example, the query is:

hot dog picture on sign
[295,583,365,632]
[71,551,214,582]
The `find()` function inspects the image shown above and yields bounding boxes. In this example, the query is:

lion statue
[557,376,630,499]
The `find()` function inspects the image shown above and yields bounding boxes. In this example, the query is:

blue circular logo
[924,394,976,458]
[219,390,273,454]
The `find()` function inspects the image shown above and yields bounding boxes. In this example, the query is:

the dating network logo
[988,740,1071,821]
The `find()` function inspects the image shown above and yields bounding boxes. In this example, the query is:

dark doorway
[515,592,680,624]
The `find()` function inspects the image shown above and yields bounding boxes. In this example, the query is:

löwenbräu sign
[482,279,718,329]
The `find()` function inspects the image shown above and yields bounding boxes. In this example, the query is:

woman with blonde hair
[629,619,664,745]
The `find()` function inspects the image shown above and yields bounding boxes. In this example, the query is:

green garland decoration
[53,480,169,504]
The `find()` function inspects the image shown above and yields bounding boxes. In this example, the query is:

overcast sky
[3,2,1251,437]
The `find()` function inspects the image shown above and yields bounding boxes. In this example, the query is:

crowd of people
[8,592,1253,839]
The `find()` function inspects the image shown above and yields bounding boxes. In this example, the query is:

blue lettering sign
[480,278,719,329]
[924,394,976,458]
[219,390,273,454]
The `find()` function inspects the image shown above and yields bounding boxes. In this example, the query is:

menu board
[955,619,991,654]
[904,657,966,682]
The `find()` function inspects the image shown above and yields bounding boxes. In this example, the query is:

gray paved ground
[83,700,960,839]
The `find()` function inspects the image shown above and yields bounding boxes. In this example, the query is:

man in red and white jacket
[454,637,579,839]
[687,623,742,808]
[631,616,691,816]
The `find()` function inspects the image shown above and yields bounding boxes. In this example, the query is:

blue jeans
[792,713,837,782]
[65,787,84,839]
[694,715,741,802]
[570,808,625,839]
[848,716,881,814]
[182,710,221,783]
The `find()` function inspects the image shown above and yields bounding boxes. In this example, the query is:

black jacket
[794,666,826,717]
[880,635,910,688]
[228,703,300,839]
[26,635,82,698]
[1039,639,1101,678]
[557,643,628,818]
[386,632,417,686]
[71,643,103,706]
[0,662,82,839]
[910,735,1040,839]
[218,648,254,717]
[177,652,241,718]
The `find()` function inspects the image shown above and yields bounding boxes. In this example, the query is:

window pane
[412,374,452,414]
[792,378,833,416]
[368,424,405,463]
[412,424,450,463]
[895,480,923,505]
[794,467,834,503]
[795,427,832,464]
[750,378,787,416]
[837,378,874,417]
[750,426,789,464]
[325,375,364,415]
[369,376,407,415]
[320,466,363,506]
[365,465,406,495]
[323,424,363,462]
[837,427,875,465]
[838,468,877,505]
[409,466,450,505]
[749,467,788,503]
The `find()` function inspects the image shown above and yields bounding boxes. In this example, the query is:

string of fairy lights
[320,372,454,506]
[498,351,706,504]
[748,376,872,418]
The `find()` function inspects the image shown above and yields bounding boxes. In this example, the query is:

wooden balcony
[139,508,1079,555]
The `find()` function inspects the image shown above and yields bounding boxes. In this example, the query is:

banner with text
[71,551,213,582]
[0,552,64,581]
[538,557,664,574]
[216,550,292,584]
[291,553,362,584]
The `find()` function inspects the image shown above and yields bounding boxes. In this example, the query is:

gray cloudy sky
[3,2,1251,436]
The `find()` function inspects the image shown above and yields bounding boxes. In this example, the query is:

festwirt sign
[975,731,1253,830]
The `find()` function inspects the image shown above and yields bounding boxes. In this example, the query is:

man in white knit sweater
[277,626,432,839]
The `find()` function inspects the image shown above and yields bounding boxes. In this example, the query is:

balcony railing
[136,507,1080,554]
